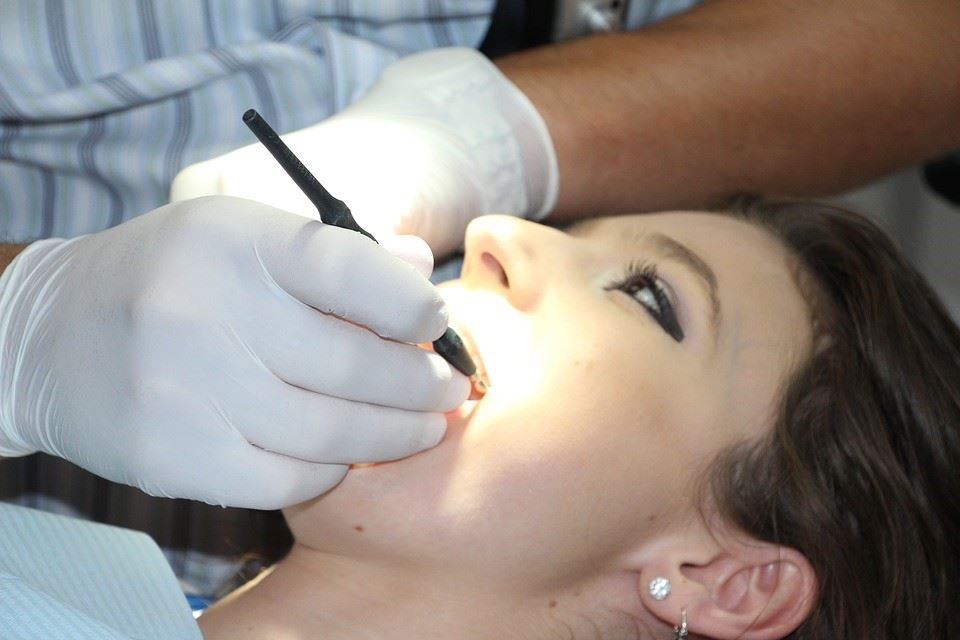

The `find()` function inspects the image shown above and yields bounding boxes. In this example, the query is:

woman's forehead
[566,213,799,280]
[567,211,749,240]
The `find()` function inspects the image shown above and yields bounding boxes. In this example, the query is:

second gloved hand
[171,48,559,257]
[0,196,469,509]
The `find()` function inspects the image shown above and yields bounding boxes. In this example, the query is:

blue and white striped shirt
[0,0,701,244]
[0,0,495,242]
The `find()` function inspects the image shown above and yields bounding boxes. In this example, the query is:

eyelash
[605,261,685,342]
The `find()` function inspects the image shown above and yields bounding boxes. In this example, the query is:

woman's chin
[284,395,506,559]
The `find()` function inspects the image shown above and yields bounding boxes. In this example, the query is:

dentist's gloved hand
[0,196,468,510]
[170,48,559,257]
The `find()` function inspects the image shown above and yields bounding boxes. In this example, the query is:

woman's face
[286,212,812,593]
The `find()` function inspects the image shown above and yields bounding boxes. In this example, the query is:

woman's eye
[606,263,685,342]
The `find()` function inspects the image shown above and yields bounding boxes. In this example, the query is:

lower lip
[468,377,488,401]
[445,398,480,424]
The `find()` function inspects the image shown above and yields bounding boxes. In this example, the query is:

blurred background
[833,168,960,320]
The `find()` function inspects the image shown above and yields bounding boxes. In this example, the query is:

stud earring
[648,576,671,601]
[673,608,689,639]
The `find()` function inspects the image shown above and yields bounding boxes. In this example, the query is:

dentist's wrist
[365,48,559,220]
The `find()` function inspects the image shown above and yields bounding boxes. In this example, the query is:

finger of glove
[198,443,349,510]
[257,213,448,344]
[255,295,469,411]
[379,234,434,279]
[133,435,349,510]
[235,377,448,464]
[118,379,350,510]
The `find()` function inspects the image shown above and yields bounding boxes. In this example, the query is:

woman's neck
[197,542,549,640]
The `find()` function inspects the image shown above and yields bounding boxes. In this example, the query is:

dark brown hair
[705,200,960,638]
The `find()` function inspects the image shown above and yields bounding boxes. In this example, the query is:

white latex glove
[0,196,468,509]
[170,47,559,257]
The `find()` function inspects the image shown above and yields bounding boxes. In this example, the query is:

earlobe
[637,541,817,640]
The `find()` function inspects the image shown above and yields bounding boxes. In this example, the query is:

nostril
[481,251,509,287]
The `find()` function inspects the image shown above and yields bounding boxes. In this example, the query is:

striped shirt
[0,0,495,242]
[0,0,700,243]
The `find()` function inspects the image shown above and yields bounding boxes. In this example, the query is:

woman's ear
[633,532,818,640]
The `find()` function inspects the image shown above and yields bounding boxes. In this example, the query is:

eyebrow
[641,231,722,337]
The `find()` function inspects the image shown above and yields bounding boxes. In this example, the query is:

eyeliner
[242,109,488,396]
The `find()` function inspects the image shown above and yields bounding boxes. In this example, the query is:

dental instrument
[242,109,488,397]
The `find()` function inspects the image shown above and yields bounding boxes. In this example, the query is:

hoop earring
[673,608,689,639]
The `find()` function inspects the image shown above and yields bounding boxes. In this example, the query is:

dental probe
[242,109,488,397]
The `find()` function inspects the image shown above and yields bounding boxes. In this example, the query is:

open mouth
[449,320,490,391]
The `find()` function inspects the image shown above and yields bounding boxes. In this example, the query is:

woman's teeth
[469,375,488,400]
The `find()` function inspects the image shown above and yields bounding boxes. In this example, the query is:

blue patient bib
[0,502,201,640]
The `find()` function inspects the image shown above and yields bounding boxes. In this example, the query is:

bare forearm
[0,244,28,276]
[497,0,960,220]
[0,244,28,462]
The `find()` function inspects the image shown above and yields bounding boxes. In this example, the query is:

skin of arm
[0,245,27,275]
[496,0,960,222]
[0,243,28,461]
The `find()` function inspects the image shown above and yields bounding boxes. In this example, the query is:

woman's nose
[460,215,553,309]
